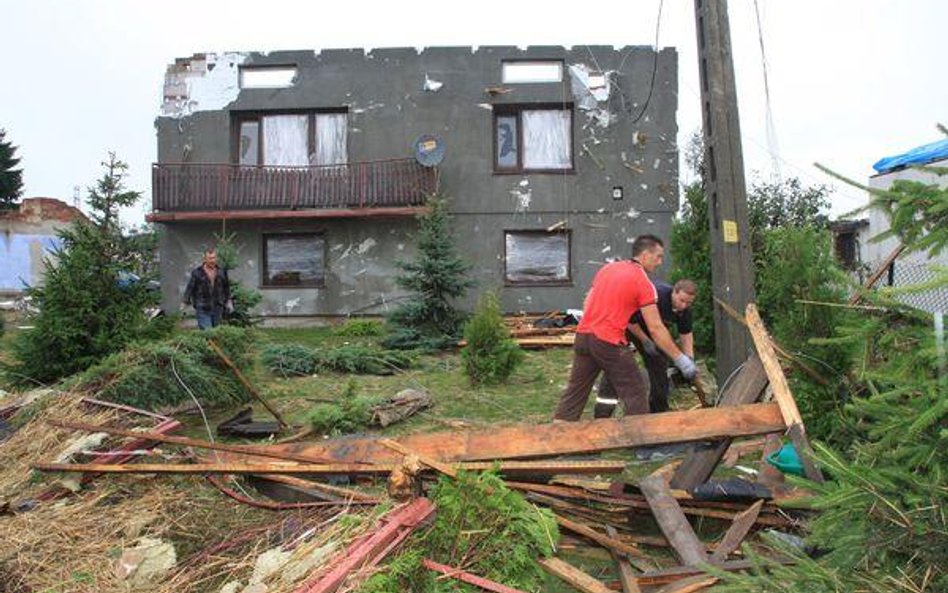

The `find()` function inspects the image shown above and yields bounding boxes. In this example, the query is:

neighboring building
[149,46,679,320]
[830,218,869,276]
[861,139,948,314]
[0,198,86,297]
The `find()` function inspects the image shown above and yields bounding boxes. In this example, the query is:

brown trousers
[553,333,649,421]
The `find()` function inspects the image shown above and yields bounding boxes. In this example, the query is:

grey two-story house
[149,45,679,321]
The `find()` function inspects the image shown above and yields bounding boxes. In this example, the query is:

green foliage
[461,292,524,385]
[260,343,317,377]
[386,194,475,350]
[363,470,558,592]
[333,318,385,337]
[314,345,413,375]
[306,380,379,435]
[866,173,948,258]
[70,326,253,410]
[719,156,948,593]
[215,231,263,327]
[670,181,714,354]
[670,174,835,356]
[6,156,166,384]
[0,128,23,210]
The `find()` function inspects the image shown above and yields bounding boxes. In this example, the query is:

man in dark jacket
[183,249,232,329]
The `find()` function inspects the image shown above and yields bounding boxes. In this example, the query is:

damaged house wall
[0,198,86,296]
[153,46,678,319]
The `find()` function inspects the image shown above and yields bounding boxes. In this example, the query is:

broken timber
[639,474,707,566]
[32,459,629,476]
[207,338,289,430]
[745,304,825,483]
[421,558,528,593]
[236,402,786,465]
[539,557,614,593]
[709,499,763,562]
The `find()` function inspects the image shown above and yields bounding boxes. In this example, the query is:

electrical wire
[630,0,664,125]
[753,0,780,177]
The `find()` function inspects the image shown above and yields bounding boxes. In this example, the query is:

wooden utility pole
[695,0,757,384]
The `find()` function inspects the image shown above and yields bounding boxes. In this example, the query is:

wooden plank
[538,557,614,593]
[33,459,628,476]
[378,438,458,478]
[638,474,707,566]
[421,558,528,593]
[49,419,334,465]
[555,514,652,565]
[251,402,787,465]
[745,304,825,483]
[670,355,769,490]
[850,243,904,305]
[709,499,763,563]
[654,575,718,593]
[254,474,380,502]
[605,525,643,593]
[208,339,289,429]
[635,558,794,586]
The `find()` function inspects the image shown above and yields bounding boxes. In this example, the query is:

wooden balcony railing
[151,158,437,213]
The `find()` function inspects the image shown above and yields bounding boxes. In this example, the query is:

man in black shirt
[594,279,697,417]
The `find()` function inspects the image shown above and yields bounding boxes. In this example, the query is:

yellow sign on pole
[723,220,739,243]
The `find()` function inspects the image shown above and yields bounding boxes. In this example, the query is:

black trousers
[594,335,670,417]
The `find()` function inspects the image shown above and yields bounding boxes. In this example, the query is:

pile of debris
[2,305,821,592]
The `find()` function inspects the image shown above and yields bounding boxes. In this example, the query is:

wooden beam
[49,419,332,465]
[555,514,652,564]
[709,499,763,563]
[378,438,458,478]
[745,304,825,484]
[654,575,718,593]
[635,558,793,587]
[850,243,904,305]
[33,459,629,477]
[251,403,787,465]
[538,557,614,593]
[605,525,643,593]
[638,474,707,566]
[207,339,289,429]
[421,558,527,593]
[670,355,769,490]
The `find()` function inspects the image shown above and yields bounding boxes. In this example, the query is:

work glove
[641,338,659,357]
[673,354,698,381]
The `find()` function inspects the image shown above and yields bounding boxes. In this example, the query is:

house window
[239,66,297,89]
[262,233,326,287]
[494,106,573,173]
[502,61,563,83]
[235,111,347,167]
[505,230,571,285]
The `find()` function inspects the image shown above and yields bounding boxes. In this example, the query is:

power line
[753,0,780,176]
[630,0,664,125]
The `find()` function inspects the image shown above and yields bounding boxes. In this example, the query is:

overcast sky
[2,0,946,227]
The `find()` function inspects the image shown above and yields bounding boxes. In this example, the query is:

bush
[461,292,524,385]
[314,345,413,375]
[306,380,379,435]
[260,343,317,377]
[72,326,253,410]
[363,470,558,592]
[332,318,385,337]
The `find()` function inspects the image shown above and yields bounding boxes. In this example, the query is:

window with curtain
[234,111,348,167]
[494,106,573,173]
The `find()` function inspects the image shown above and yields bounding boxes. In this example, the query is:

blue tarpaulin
[873,138,948,174]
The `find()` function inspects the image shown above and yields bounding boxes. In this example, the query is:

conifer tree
[0,128,24,210]
[6,154,164,384]
[384,194,474,350]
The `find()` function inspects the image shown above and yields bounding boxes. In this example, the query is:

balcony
[148,158,437,221]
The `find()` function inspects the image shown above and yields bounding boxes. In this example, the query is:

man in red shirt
[553,235,698,421]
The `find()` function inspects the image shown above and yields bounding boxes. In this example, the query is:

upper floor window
[239,66,297,89]
[494,106,573,173]
[235,111,347,167]
[505,230,571,285]
[502,61,563,84]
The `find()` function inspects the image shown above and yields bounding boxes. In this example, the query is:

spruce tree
[0,128,24,210]
[384,194,474,350]
[6,154,164,384]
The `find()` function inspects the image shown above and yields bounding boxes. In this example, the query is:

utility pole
[694,0,757,384]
